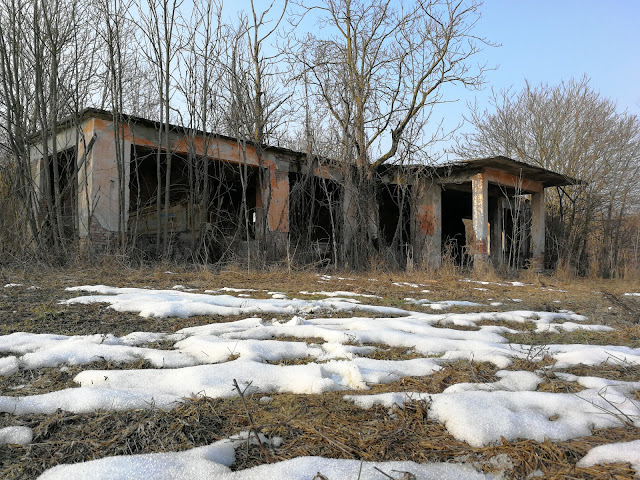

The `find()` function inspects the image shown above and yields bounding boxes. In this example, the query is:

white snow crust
[0,426,33,445]
[577,439,640,474]
[38,445,492,480]
[2,283,637,476]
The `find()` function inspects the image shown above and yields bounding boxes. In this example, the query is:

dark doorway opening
[128,145,259,258]
[441,186,472,265]
[378,183,411,247]
[47,147,77,238]
[289,172,341,265]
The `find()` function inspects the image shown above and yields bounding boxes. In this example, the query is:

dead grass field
[1,262,639,479]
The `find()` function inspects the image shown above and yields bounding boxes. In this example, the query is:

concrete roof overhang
[435,156,579,188]
[32,109,581,189]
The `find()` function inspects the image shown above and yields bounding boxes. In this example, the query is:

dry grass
[1,264,640,478]
[0,359,159,397]
[3,391,638,479]
[364,360,498,394]
[558,362,640,382]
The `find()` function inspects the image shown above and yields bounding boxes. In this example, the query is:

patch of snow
[62,286,407,318]
[0,426,33,445]
[0,332,194,370]
[299,290,381,298]
[461,279,530,287]
[0,354,442,415]
[550,344,640,369]
[577,439,640,474]
[38,450,492,480]
[533,322,613,334]
[347,387,640,447]
[38,437,238,479]
[392,282,419,288]
[405,298,484,310]
[443,370,542,393]
[0,356,20,376]
[205,288,259,293]
[3,283,23,288]
[623,293,640,297]
[317,274,354,281]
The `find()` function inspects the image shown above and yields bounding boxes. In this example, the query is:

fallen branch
[232,379,272,463]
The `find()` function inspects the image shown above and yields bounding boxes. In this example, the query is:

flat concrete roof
[35,109,580,187]
[437,156,579,188]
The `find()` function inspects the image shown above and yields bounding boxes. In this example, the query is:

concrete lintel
[436,168,483,186]
[483,167,543,193]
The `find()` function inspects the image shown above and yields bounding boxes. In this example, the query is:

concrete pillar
[76,118,132,250]
[413,178,441,268]
[265,163,289,257]
[490,197,504,267]
[471,172,489,265]
[531,189,545,271]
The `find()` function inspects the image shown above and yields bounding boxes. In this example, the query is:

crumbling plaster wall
[413,177,442,268]
[84,116,290,253]
[411,167,547,270]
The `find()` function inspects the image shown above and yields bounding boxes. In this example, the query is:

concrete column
[471,172,489,265]
[77,119,131,250]
[77,127,93,238]
[265,163,289,257]
[413,178,441,268]
[531,189,545,271]
[490,197,504,267]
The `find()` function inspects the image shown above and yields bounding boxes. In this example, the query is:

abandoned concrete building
[30,108,575,269]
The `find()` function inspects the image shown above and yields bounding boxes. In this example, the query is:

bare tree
[97,0,135,251]
[222,0,292,266]
[294,0,490,267]
[175,0,225,261]
[0,0,41,254]
[456,77,640,276]
[136,0,183,257]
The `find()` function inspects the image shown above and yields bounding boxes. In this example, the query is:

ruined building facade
[29,109,574,270]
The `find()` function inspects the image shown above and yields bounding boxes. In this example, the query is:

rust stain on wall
[268,166,289,233]
[416,203,434,236]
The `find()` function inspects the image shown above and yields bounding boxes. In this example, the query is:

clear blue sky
[436,0,640,156]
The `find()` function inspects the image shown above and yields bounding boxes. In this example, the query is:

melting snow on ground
[37,437,492,480]
[1,284,639,478]
[577,439,640,475]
